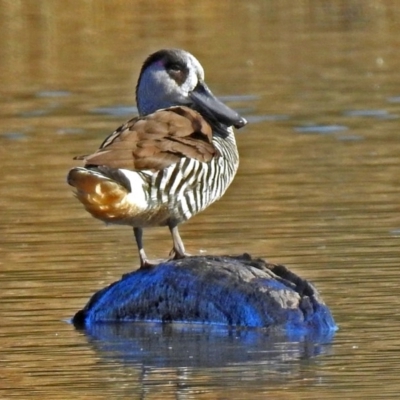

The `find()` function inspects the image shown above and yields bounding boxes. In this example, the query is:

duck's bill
[189,82,247,129]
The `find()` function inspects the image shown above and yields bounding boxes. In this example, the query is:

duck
[67,49,247,268]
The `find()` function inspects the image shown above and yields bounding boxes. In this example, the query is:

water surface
[1,1,400,398]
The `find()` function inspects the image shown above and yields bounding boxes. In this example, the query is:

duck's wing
[74,106,218,172]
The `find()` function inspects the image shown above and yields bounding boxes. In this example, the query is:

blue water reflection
[79,322,335,369]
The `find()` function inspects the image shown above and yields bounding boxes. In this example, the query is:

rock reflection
[79,322,335,369]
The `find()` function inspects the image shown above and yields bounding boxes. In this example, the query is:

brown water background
[1,1,400,398]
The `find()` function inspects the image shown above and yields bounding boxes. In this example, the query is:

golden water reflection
[2,0,400,399]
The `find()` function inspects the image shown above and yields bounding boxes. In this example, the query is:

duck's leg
[133,227,159,269]
[134,224,189,268]
[134,227,147,268]
[134,227,170,268]
[168,221,189,259]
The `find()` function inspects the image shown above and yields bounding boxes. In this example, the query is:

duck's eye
[166,62,183,72]
[166,62,188,85]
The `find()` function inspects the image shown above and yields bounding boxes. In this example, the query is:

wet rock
[73,254,337,334]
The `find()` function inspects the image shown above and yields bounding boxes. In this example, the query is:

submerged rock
[73,254,336,334]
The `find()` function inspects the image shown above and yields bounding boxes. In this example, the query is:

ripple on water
[343,109,399,120]
[35,90,72,98]
[387,96,400,103]
[1,131,28,140]
[246,114,291,124]
[294,124,348,134]
[19,109,52,118]
[91,105,138,117]
[218,94,260,102]
[56,128,86,135]
[336,134,364,142]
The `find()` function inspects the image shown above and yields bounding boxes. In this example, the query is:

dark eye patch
[165,62,189,85]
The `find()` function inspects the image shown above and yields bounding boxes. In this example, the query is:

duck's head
[136,49,247,135]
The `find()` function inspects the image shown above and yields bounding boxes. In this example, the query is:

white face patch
[180,53,204,94]
[189,53,205,81]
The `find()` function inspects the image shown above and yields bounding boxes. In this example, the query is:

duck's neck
[137,89,173,116]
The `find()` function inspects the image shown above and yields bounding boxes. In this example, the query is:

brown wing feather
[74,106,217,171]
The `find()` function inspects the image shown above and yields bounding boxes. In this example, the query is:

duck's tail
[67,167,147,222]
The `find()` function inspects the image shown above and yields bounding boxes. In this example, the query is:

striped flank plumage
[67,49,247,268]
[148,133,239,223]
